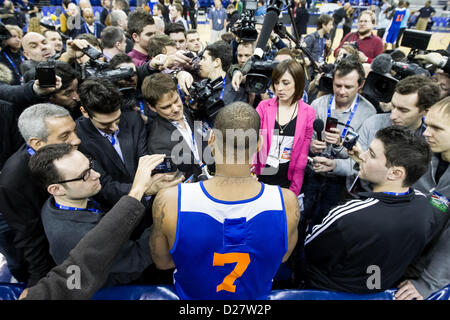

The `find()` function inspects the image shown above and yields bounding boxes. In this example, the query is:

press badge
[430,191,449,213]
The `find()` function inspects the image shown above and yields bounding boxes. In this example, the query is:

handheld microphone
[313,119,324,141]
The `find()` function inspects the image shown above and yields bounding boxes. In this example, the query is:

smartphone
[152,157,177,175]
[183,51,195,59]
[82,45,102,60]
[325,117,338,132]
[35,62,56,87]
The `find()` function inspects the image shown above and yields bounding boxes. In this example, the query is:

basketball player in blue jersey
[150,102,300,300]
[384,1,407,49]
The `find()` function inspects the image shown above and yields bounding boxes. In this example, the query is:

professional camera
[244,58,278,94]
[231,9,258,42]
[79,45,135,82]
[317,63,336,94]
[187,77,225,120]
[391,61,431,80]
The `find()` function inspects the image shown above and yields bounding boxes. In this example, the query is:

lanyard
[327,94,359,139]
[105,131,118,146]
[138,99,145,115]
[383,190,410,196]
[85,22,97,37]
[55,200,102,214]
[26,145,35,156]
[319,37,325,59]
[418,116,426,136]
[220,76,226,100]
[2,51,24,77]
[177,84,186,105]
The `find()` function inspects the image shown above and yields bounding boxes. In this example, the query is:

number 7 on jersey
[213,252,251,293]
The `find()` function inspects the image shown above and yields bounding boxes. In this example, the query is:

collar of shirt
[96,127,120,143]
[129,48,149,61]
[330,94,359,113]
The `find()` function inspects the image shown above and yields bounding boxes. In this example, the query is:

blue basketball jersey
[384,8,406,44]
[170,181,288,300]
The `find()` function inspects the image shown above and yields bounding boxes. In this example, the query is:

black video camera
[244,58,278,94]
[188,77,225,120]
[317,63,336,94]
[231,9,258,42]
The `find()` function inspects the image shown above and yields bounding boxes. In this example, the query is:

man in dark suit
[76,77,150,210]
[142,73,209,181]
[0,103,81,286]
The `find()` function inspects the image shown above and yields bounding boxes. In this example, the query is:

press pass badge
[430,191,449,213]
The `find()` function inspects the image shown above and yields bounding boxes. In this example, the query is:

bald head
[22,32,55,62]
[213,102,261,162]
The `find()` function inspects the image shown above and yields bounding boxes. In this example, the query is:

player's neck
[213,164,253,180]
[318,29,325,38]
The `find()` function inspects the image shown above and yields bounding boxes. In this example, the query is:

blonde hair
[359,10,376,25]
[27,17,43,34]
[5,24,23,38]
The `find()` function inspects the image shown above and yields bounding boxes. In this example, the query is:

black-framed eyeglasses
[56,159,94,184]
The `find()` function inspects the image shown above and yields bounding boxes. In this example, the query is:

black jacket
[147,111,204,180]
[304,190,440,293]
[0,100,23,169]
[76,111,148,209]
[0,145,56,286]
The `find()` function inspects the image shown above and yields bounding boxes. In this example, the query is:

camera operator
[0,24,24,85]
[302,57,376,228]
[302,14,333,80]
[415,52,450,79]
[333,10,384,65]
[109,53,156,131]
[142,73,209,181]
[198,40,248,112]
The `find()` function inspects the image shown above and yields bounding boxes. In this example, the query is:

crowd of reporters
[0,0,449,300]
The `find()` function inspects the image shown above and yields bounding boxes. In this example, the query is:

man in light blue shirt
[208,0,227,43]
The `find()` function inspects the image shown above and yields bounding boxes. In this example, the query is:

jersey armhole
[169,183,182,255]
[278,186,289,254]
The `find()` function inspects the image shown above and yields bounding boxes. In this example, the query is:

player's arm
[150,187,178,270]
[281,188,300,263]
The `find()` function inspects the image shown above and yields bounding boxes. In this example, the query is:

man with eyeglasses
[333,10,384,64]
[28,144,171,288]
[0,103,81,286]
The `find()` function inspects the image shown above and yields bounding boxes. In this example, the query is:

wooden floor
[195,24,450,56]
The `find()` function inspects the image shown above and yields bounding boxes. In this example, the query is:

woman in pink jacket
[254,59,315,196]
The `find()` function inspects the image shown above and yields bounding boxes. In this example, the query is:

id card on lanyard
[327,94,359,139]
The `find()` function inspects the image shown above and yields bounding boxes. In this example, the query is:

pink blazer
[253,97,315,195]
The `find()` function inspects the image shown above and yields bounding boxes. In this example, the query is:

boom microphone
[313,119,324,141]
[253,6,281,58]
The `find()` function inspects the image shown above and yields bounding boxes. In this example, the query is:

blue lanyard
[85,22,97,37]
[55,200,102,214]
[2,51,24,77]
[418,116,426,136]
[319,37,325,59]
[106,131,118,146]
[220,76,226,100]
[26,145,35,156]
[138,99,145,115]
[327,94,359,139]
[177,84,186,105]
[383,190,410,196]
